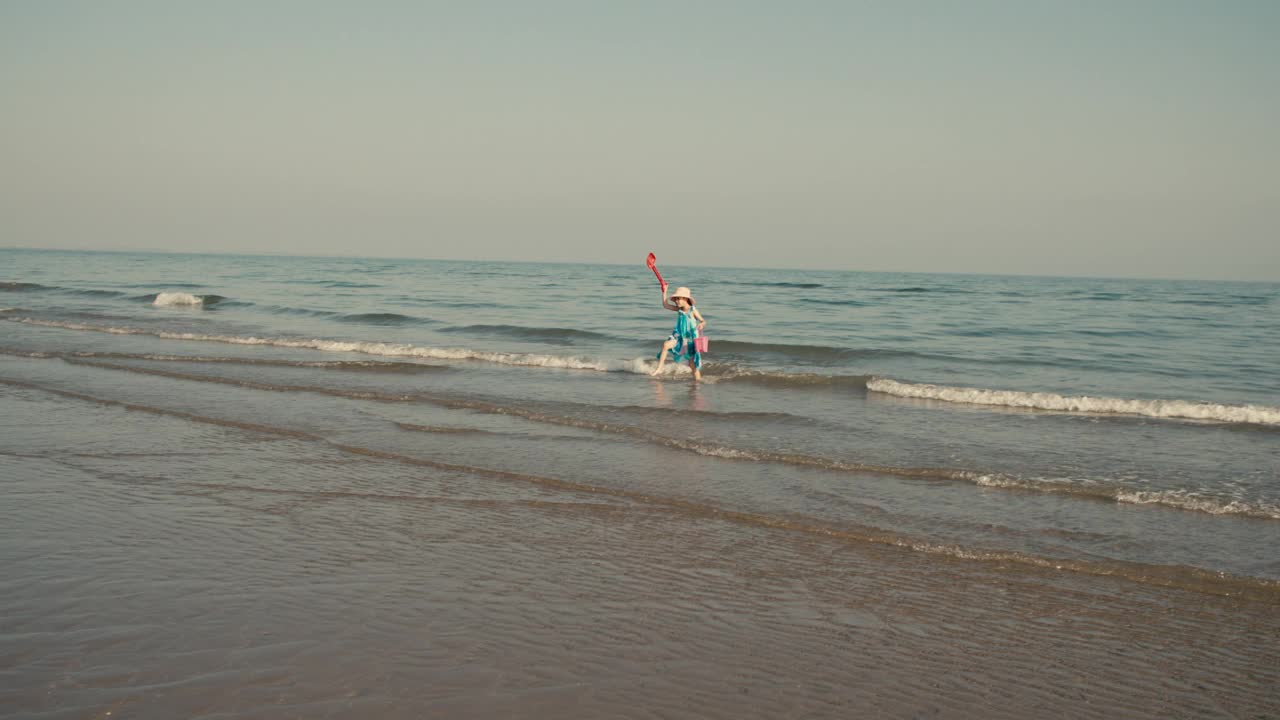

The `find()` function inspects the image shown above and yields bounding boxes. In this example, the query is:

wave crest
[3,316,654,373]
[972,475,1280,520]
[735,281,825,289]
[1116,490,1280,518]
[336,312,431,326]
[151,292,226,308]
[868,378,1280,426]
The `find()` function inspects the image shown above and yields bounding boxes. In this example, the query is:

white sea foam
[4,316,660,374]
[153,292,206,307]
[11,314,1277,428]
[1116,490,1280,519]
[970,473,1280,519]
[867,377,1280,426]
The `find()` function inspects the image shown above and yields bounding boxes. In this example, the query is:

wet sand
[2,381,1278,719]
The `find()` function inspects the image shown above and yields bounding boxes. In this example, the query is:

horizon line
[2,245,1277,285]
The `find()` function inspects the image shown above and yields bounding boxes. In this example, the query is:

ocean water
[2,247,1279,591]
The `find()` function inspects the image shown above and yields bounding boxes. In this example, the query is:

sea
[3,247,1279,580]
[2,247,1279,717]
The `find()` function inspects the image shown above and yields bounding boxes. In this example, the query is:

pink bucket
[693,336,709,353]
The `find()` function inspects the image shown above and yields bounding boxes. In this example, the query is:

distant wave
[2,282,231,306]
[440,324,618,344]
[1169,297,1272,307]
[256,304,337,318]
[411,299,504,309]
[1073,328,1168,339]
[735,281,826,289]
[0,347,448,373]
[877,287,938,293]
[120,282,206,289]
[1,282,130,298]
[798,298,869,307]
[3,282,225,305]
[1065,292,1128,301]
[868,378,1280,427]
[336,312,432,326]
[281,280,383,288]
[68,288,128,298]
[1057,291,1271,307]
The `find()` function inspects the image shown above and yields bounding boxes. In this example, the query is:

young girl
[651,285,706,380]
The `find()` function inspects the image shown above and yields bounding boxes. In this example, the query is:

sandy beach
[3,371,1278,719]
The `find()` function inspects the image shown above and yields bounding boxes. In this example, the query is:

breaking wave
[1115,489,1280,518]
[149,292,227,308]
[868,378,1280,427]
[970,475,1280,520]
[3,316,654,374]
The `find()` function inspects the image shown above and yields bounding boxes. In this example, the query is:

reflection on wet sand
[650,378,710,414]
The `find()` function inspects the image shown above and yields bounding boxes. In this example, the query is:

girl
[651,285,706,380]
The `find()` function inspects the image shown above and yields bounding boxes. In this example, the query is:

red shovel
[646,253,668,293]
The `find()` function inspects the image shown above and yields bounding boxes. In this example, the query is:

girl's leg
[688,357,701,381]
[651,338,676,376]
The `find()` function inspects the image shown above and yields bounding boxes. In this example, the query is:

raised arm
[661,287,678,311]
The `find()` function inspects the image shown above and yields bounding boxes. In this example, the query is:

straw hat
[669,286,695,305]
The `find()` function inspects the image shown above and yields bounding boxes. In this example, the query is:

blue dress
[659,308,701,369]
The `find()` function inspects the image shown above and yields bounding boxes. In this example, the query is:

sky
[2,1,1278,280]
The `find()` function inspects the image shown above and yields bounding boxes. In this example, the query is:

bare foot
[650,366,664,377]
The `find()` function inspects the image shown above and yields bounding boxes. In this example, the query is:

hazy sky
[3,1,1277,279]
